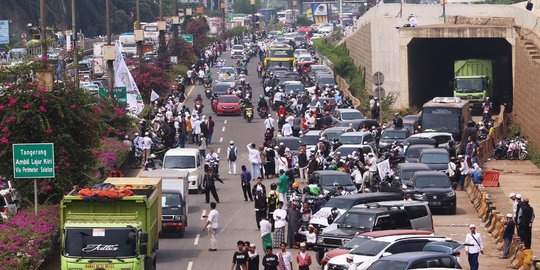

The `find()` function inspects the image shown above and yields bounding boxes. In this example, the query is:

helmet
[303,186,311,193]
[292,182,300,189]
[270,183,278,190]
[325,84,329,87]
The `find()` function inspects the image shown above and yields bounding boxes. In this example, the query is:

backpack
[228,146,237,161]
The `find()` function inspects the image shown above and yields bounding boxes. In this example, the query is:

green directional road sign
[180,34,193,45]
[98,87,127,107]
[13,143,55,178]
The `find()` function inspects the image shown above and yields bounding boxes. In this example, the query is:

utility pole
[251,0,256,40]
[136,0,143,60]
[158,0,166,62]
[172,0,179,37]
[221,1,226,39]
[40,0,47,58]
[72,0,78,89]
[339,0,343,31]
[106,0,114,99]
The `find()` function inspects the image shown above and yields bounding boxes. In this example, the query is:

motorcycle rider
[273,88,285,109]
[206,147,220,174]
[243,98,254,119]
[393,113,403,129]
[482,97,493,114]
[258,95,268,113]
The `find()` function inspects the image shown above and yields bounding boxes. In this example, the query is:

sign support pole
[34,178,38,215]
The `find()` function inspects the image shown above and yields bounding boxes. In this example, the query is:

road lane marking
[220,137,223,143]
[187,261,193,270]
[201,209,207,220]
[194,234,200,245]
[182,85,196,105]
[217,207,243,237]
[222,126,226,132]
[136,167,144,177]
[217,148,221,154]
[224,120,227,124]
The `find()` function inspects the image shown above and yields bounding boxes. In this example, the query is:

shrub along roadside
[0,205,59,270]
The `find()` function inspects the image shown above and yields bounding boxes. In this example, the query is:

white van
[162,148,204,193]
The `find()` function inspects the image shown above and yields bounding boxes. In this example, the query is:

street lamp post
[72,0,78,89]
[136,0,143,60]
[106,0,114,99]
[221,1,226,39]
[40,0,47,58]
[250,0,256,40]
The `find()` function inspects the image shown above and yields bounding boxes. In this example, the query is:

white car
[324,235,460,270]
[231,45,245,59]
[218,67,237,81]
[294,48,308,59]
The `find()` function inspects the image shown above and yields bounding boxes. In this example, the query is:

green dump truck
[453,59,493,107]
[60,177,162,270]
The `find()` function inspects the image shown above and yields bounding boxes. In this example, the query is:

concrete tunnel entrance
[407,38,513,112]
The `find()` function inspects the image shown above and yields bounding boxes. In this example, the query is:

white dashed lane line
[201,209,207,220]
[222,126,226,132]
[194,234,200,246]
[187,261,193,270]
[220,137,223,143]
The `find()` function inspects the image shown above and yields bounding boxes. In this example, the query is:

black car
[402,137,438,151]
[309,170,356,194]
[379,127,411,149]
[405,171,456,214]
[336,118,380,131]
[212,82,234,96]
[395,163,432,189]
[405,144,435,163]
[418,148,450,171]
[271,136,303,155]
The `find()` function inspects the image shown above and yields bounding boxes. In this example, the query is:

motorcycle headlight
[413,193,425,200]
[446,190,456,197]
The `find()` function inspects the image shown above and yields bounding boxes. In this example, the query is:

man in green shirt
[278,169,289,209]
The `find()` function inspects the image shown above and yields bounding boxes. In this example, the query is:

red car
[320,229,433,267]
[215,95,241,116]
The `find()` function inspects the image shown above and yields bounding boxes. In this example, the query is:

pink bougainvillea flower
[22,103,30,109]
[70,104,77,110]
[40,86,47,93]
[0,137,8,144]
[0,105,5,111]
[7,97,16,107]
[45,127,53,134]
[39,106,46,112]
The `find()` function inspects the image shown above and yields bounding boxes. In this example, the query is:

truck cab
[140,170,189,238]
[60,178,162,270]
[453,59,493,108]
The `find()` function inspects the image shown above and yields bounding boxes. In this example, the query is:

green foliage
[183,16,211,55]
[168,36,197,66]
[227,26,249,38]
[233,0,262,14]
[296,15,313,27]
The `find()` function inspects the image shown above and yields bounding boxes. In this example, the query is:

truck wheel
[144,257,155,270]
[178,227,185,238]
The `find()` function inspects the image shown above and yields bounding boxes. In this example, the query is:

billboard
[0,20,9,45]
[311,3,330,24]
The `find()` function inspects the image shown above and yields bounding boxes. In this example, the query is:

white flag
[114,41,144,115]
[376,159,392,179]
[151,90,160,102]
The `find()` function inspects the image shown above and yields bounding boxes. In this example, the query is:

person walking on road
[517,197,535,249]
[203,202,219,251]
[273,201,287,248]
[241,165,254,201]
[277,170,289,209]
[228,141,238,175]
[248,243,260,270]
[277,242,293,270]
[207,116,215,144]
[254,185,267,229]
[465,224,483,270]
[287,202,301,248]
[296,242,312,270]
[248,143,262,180]
[500,213,515,259]
[203,167,223,203]
[231,240,249,270]
[260,213,273,250]
[264,114,276,135]
[262,246,279,270]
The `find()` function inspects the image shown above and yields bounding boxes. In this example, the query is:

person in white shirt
[277,242,293,270]
[203,202,219,251]
[193,117,202,144]
[227,141,238,175]
[247,143,262,180]
[260,214,273,250]
[265,115,276,133]
[142,132,153,166]
[346,254,356,270]
[281,120,293,137]
[305,112,316,129]
[407,14,417,27]
[459,155,470,190]
[273,201,287,248]
[350,165,363,190]
[297,225,317,249]
[465,224,483,270]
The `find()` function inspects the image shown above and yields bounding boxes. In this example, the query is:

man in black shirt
[231,240,249,270]
[262,247,279,270]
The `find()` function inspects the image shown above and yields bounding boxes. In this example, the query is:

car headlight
[414,193,425,200]
[317,237,324,244]
[174,215,182,221]
[446,190,456,197]
[402,184,407,189]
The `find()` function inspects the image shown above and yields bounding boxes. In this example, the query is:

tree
[233,0,262,14]
[131,61,172,103]
[168,36,197,66]
[296,15,312,27]
[111,9,133,34]
[184,16,211,55]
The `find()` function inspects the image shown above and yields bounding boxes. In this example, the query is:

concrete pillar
[399,36,412,109]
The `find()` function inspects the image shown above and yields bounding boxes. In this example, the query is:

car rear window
[350,240,389,256]
[219,96,239,103]
[414,175,451,188]
[419,153,449,164]
[367,261,408,270]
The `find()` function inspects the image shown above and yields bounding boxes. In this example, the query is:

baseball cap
[516,194,522,199]
[469,224,476,228]
[346,254,354,260]
[507,213,513,218]
[300,242,306,247]
[509,192,516,198]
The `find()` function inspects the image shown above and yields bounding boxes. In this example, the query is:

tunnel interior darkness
[407,38,513,111]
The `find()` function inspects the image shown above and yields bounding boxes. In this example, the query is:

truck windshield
[422,108,461,134]
[64,228,137,258]
[163,156,196,169]
[455,77,484,92]
[162,193,182,208]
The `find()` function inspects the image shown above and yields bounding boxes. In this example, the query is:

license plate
[429,201,442,206]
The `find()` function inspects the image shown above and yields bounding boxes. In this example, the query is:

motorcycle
[244,107,254,122]
[258,106,268,119]
[494,138,509,160]
[482,106,492,124]
[204,78,212,99]
[194,99,204,114]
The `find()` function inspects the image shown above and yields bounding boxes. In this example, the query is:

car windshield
[323,131,344,141]
[406,146,434,159]
[415,175,451,188]
[232,45,244,50]
[350,240,389,256]
[280,139,302,150]
[341,111,364,120]
[382,130,408,140]
[343,237,371,249]
[320,174,352,186]
[162,193,182,208]
[163,156,196,169]
[220,68,235,74]
[336,212,375,230]
[213,85,230,94]
[299,56,312,62]
[318,77,335,85]
[366,261,408,270]
[284,84,305,93]
[219,96,239,103]
[300,135,319,145]
[64,228,137,258]
[324,197,355,210]
[340,135,363,144]
[420,153,449,164]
